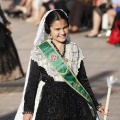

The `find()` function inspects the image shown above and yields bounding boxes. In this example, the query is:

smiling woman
[45,10,69,55]
[49,19,68,43]
[14,9,107,120]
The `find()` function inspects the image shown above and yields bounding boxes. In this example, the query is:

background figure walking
[0,5,24,82]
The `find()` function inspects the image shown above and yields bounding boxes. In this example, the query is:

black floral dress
[24,60,99,120]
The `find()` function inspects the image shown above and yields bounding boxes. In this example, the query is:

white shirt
[112,0,120,4]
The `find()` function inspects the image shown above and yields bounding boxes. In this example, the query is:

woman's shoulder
[68,41,80,46]
[31,45,39,53]
[30,46,42,60]
[68,41,82,51]
[68,41,84,58]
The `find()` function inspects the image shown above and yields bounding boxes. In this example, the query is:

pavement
[0,1,120,120]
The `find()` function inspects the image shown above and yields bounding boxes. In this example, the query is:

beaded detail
[51,40,66,57]
[35,82,96,120]
[97,103,102,111]
[23,111,33,114]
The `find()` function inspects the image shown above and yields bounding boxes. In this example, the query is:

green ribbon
[37,40,97,115]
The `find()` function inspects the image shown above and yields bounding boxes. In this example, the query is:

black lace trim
[35,82,96,120]
[51,40,66,57]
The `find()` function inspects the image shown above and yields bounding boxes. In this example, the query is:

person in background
[0,4,24,82]
[86,0,112,37]
[4,0,21,11]
[107,0,120,28]
[4,0,33,19]
[69,0,94,33]
[26,0,43,26]
[107,0,120,46]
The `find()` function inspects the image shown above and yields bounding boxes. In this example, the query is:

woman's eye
[64,27,68,30]
[55,28,60,30]
[64,26,68,28]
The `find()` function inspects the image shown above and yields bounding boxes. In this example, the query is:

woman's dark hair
[45,9,69,34]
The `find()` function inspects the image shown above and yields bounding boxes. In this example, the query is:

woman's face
[50,19,69,43]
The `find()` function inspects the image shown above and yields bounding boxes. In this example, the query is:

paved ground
[0,1,120,120]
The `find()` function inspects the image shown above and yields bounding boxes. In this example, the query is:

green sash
[37,40,97,116]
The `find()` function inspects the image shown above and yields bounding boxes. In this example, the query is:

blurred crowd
[2,0,120,45]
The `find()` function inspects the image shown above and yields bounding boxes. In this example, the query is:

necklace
[51,40,66,57]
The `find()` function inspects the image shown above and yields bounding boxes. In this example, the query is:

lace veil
[34,9,70,46]
[14,9,71,120]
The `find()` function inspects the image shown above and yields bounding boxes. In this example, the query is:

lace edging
[31,42,84,77]
[31,46,61,80]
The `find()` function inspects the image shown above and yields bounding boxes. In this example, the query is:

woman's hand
[98,105,109,116]
[23,113,33,120]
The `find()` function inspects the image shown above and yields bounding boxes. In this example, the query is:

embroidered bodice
[31,40,84,81]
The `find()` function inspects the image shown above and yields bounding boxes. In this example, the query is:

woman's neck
[51,39,66,55]
[51,39,65,51]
